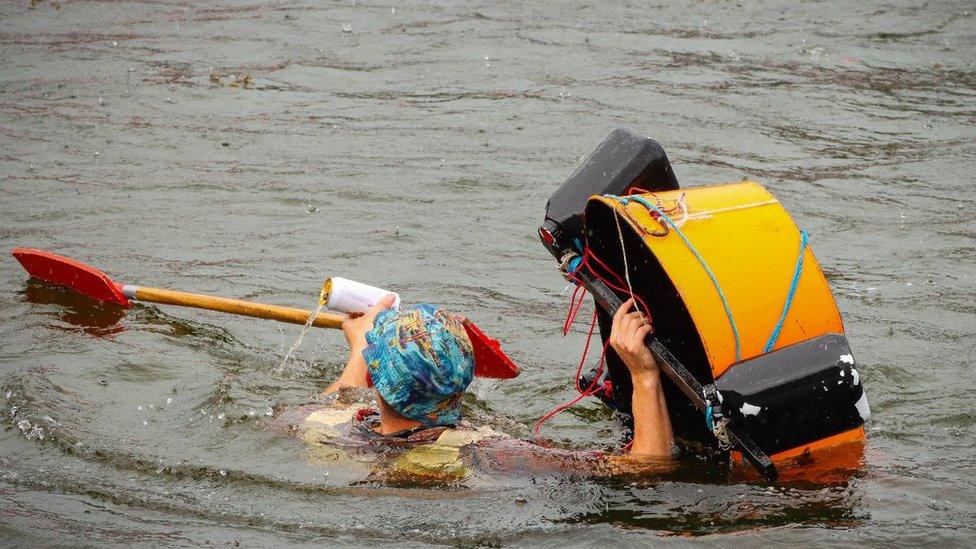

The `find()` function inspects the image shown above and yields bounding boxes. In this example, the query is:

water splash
[276,302,324,374]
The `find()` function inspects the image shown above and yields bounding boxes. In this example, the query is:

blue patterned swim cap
[362,305,474,426]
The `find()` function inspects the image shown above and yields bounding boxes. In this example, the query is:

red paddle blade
[11,247,130,307]
[461,318,521,379]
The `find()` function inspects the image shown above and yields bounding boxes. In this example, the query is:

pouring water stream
[276,300,326,374]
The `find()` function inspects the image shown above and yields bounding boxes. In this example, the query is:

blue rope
[567,255,583,274]
[611,195,742,362]
[705,405,715,431]
[762,229,809,354]
[572,237,584,254]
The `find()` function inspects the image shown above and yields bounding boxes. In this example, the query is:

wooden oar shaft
[131,286,344,329]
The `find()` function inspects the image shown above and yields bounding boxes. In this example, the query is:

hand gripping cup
[318,277,519,381]
[319,277,401,314]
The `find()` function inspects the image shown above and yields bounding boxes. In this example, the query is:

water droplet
[137,405,143,411]
[306,205,319,214]
[166,397,173,404]
[112,40,118,46]
[342,23,352,32]
[142,420,148,426]
[219,469,227,476]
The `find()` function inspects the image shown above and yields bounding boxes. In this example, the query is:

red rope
[534,310,610,442]
[581,247,654,325]
[562,282,587,335]
[535,233,658,445]
[573,310,599,392]
[624,189,683,216]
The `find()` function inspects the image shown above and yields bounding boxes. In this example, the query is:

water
[277,301,325,374]
[1,0,974,546]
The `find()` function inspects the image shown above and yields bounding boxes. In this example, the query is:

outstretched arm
[322,293,397,395]
[609,298,673,456]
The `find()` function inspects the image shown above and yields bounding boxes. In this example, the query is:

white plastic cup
[319,277,401,314]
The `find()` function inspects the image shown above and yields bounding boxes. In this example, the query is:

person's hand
[609,298,659,380]
[341,293,397,349]
[324,293,397,395]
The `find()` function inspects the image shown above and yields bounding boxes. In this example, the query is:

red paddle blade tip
[461,318,521,379]
[11,247,130,307]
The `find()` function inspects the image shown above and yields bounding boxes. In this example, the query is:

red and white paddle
[11,247,520,380]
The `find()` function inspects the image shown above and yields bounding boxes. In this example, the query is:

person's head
[362,304,475,427]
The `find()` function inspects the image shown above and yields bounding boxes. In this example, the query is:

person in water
[288,293,672,481]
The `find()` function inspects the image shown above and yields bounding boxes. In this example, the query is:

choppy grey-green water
[1,1,974,546]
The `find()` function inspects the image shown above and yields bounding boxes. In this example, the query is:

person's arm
[322,293,397,395]
[608,298,673,456]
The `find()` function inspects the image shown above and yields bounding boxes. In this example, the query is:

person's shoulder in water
[281,295,675,482]
[278,387,509,482]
